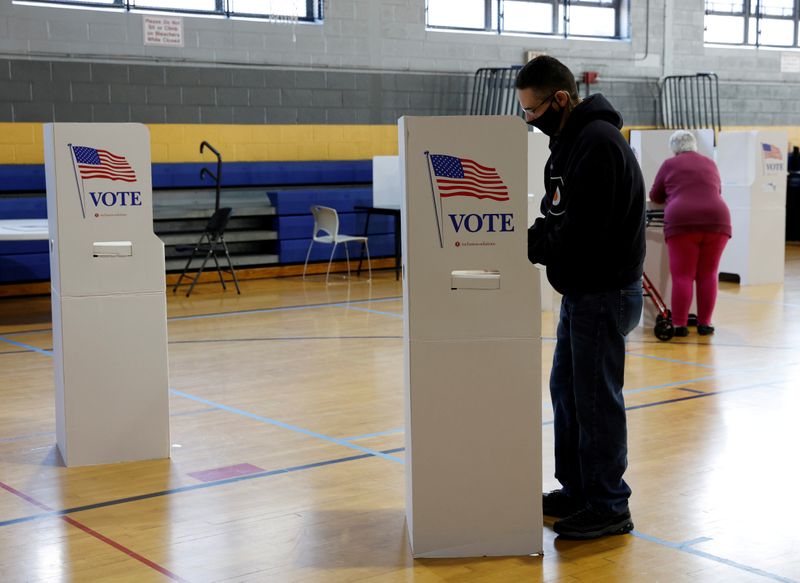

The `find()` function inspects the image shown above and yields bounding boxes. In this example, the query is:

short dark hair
[515,56,578,101]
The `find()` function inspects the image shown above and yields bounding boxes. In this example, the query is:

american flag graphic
[430,154,509,201]
[72,146,136,182]
[762,143,783,160]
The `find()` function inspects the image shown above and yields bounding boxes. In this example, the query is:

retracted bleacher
[0,160,397,285]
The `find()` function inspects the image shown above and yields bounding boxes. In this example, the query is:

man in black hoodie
[517,56,645,539]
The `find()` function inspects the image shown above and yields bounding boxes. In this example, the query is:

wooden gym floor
[1,247,799,582]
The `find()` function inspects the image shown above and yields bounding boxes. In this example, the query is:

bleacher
[0,160,396,285]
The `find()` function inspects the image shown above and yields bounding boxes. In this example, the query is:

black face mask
[527,101,563,137]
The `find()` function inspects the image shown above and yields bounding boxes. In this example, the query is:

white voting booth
[372,155,401,206]
[717,130,787,285]
[44,123,170,467]
[400,116,542,558]
[629,129,714,325]
[527,131,559,313]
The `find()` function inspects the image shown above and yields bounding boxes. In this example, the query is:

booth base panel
[53,290,170,467]
[404,337,543,558]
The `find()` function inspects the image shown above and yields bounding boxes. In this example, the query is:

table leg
[394,214,401,281]
[357,210,371,276]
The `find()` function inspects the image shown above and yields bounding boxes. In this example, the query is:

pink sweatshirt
[649,151,732,239]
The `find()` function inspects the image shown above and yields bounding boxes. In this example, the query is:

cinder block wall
[1,0,799,129]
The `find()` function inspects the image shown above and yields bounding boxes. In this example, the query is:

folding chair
[172,207,241,297]
[302,205,371,284]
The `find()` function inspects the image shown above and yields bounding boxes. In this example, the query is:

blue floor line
[169,389,404,464]
[0,336,52,357]
[624,375,718,395]
[632,531,797,583]
[170,296,402,322]
[169,335,403,345]
[343,428,404,441]
[0,447,405,529]
[624,351,716,369]
[345,305,403,318]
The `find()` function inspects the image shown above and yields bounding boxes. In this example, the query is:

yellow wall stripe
[1,123,799,166]
[0,123,400,165]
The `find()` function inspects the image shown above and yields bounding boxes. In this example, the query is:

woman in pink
[650,131,732,336]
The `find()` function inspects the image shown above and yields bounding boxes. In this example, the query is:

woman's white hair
[670,130,697,154]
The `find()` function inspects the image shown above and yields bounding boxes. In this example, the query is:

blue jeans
[550,280,642,515]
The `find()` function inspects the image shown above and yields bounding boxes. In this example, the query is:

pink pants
[666,232,729,327]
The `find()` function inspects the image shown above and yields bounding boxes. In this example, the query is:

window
[705,1,798,47]
[425,0,628,40]
[20,0,322,22]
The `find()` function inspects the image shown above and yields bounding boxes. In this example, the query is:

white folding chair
[302,205,371,283]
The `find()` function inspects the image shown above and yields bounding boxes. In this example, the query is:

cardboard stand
[629,129,713,327]
[400,116,542,558]
[44,123,170,467]
[717,130,787,285]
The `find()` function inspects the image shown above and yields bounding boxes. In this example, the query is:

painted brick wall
[0,0,799,126]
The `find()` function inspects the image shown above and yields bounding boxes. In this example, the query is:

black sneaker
[697,325,715,336]
[553,507,634,540]
[543,489,583,518]
[674,326,689,337]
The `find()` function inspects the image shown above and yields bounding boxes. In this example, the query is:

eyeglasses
[521,91,556,117]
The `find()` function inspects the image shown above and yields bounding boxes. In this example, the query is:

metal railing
[468,67,523,116]
[659,73,721,134]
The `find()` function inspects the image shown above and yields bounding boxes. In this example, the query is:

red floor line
[0,480,190,583]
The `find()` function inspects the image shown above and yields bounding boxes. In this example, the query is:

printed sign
[781,53,800,74]
[425,152,515,248]
[761,143,785,175]
[69,145,142,219]
[143,15,184,47]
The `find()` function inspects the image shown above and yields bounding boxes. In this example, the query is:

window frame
[425,0,628,41]
[18,0,323,22]
[705,0,800,48]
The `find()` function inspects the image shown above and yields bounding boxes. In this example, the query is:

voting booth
[527,131,557,312]
[629,129,715,194]
[44,123,170,467]
[629,129,713,326]
[400,116,542,558]
[372,155,402,206]
[717,130,787,285]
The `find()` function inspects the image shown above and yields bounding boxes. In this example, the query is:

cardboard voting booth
[400,116,542,558]
[44,123,170,467]
[629,129,715,194]
[717,130,787,285]
[527,131,557,313]
[629,129,713,326]
[372,155,402,206]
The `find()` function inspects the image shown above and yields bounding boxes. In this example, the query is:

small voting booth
[717,130,787,285]
[527,131,557,313]
[400,116,542,558]
[45,123,170,467]
[629,129,713,326]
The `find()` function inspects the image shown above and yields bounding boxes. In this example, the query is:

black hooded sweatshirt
[528,94,645,295]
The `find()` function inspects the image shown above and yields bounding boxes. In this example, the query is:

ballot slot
[450,269,501,290]
[92,241,133,258]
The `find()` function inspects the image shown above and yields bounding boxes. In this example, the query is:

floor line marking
[343,428,404,441]
[169,389,404,464]
[632,530,796,583]
[169,335,402,345]
[170,296,402,322]
[0,480,190,582]
[345,305,403,318]
[0,448,405,528]
[0,336,52,357]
